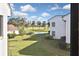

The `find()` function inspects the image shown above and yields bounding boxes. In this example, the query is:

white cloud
[28,16,47,22]
[29,16,38,21]
[30,16,37,19]
[50,4,70,11]
[41,12,50,17]
[13,11,28,18]
[63,4,70,10]
[29,16,44,21]
[50,4,61,10]
[37,17,47,22]
[37,17,46,22]
[21,4,36,12]
[38,17,44,20]
[10,3,15,11]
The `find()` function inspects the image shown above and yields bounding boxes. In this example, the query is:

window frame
[52,22,55,27]
[0,15,3,39]
[52,31,55,36]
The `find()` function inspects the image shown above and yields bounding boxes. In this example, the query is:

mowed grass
[8,40,37,56]
[25,26,48,32]
[8,33,70,56]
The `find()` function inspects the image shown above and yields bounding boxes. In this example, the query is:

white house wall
[3,16,8,56]
[0,3,11,16]
[50,16,66,39]
[0,3,11,56]
[0,16,8,56]
[63,14,70,44]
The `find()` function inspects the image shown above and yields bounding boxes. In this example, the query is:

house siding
[0,3,11,56]
[63,14,70,44]
[49,16,66,39]
[49,14,70,44]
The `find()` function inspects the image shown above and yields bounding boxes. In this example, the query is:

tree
[37,21,41,28]
[25,22,29,27]
[47,22,50,27]
[31,21,35,27]
[18,18,25,26]
[18,18,26,35]
[8,18,18,26]
[42,21,46,27]
[8,17,27,35]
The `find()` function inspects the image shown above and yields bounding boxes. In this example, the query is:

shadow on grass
[18,42,51,56]
[22,33,47,41]
[18,33,69,56]
[18,33,55,56]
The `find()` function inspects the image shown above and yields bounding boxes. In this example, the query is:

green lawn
[8,33,70,56]
[25,26,48,32]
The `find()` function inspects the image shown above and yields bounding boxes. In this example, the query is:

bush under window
[8,33,16,39]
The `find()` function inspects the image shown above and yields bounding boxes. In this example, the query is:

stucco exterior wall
[0,16,8,56]
[49,16,66,39]
[0,3,11,16]
[0,3,11,56]
[63,14,70,44]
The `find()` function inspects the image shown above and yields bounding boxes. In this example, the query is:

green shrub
[59,42,66,50]
[66,44,70,50]
[19,27,26,35]
[45,35,53,40]
[59,36,66,50]
[26,32,33,35]
[8,33,16,39]
[48,31,50,34]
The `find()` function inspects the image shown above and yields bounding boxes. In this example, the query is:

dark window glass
[52,22,55,27]
[52,31,55,36]
[0,15,3,36]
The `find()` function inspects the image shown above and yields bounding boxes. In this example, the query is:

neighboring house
[49,13,70,44]
[8,24,19,34]
[0,3,11,56]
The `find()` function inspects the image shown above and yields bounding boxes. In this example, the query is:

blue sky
[10,3,70,22]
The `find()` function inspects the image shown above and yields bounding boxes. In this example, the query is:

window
[52,22,55,27]
[0,15,3,38]
[52,31,55,36]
